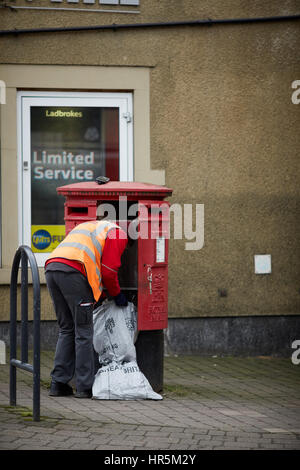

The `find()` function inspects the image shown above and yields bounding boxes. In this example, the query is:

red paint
[57,181,172,331]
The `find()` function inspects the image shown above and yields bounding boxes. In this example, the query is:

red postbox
[56,181,173,391]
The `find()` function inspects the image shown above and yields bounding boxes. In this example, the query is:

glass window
[31,106,119,226]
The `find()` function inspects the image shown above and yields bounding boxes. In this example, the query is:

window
[100,0,140,5]
[18,91,133,266]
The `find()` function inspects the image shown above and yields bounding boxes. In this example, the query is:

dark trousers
[45,270,95,392]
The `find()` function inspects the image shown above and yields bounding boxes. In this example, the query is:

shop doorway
[18,91,133,266]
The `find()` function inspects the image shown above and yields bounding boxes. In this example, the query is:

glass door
[18,91,133,266]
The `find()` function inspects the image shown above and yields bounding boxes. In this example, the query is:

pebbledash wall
[0,0,300,355]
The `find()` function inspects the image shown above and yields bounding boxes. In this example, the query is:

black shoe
[74,389,92,399]
[49,381,73,397]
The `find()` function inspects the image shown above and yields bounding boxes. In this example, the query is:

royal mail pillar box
[56,181,173,392]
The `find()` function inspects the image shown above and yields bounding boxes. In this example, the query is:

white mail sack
[92,360,163,400]
[93,300,138,366]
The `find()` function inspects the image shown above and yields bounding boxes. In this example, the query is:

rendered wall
[0,1,299,321]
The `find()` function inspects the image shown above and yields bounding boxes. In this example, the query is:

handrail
[10,246,41,422]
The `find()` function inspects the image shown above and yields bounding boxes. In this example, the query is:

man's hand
[114,292,128,307]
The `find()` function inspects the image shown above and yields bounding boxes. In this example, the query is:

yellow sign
[31,225,65,253]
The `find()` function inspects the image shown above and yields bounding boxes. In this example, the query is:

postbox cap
[57,181,173,201]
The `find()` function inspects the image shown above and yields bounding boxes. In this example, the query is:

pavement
[0,349,300,452]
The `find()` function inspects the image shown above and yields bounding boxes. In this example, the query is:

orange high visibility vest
[46,220,124,301]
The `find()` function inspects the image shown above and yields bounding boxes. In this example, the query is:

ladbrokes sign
[45,109,83,118]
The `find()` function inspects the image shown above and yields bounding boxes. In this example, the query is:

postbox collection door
[137,201,170,331]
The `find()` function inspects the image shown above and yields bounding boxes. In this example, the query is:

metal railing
[10,246,40,421]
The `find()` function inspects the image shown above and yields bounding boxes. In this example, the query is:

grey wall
[165,316,300,357]
[1,315,299,357]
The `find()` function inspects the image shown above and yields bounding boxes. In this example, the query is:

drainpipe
[0,14,299,36]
